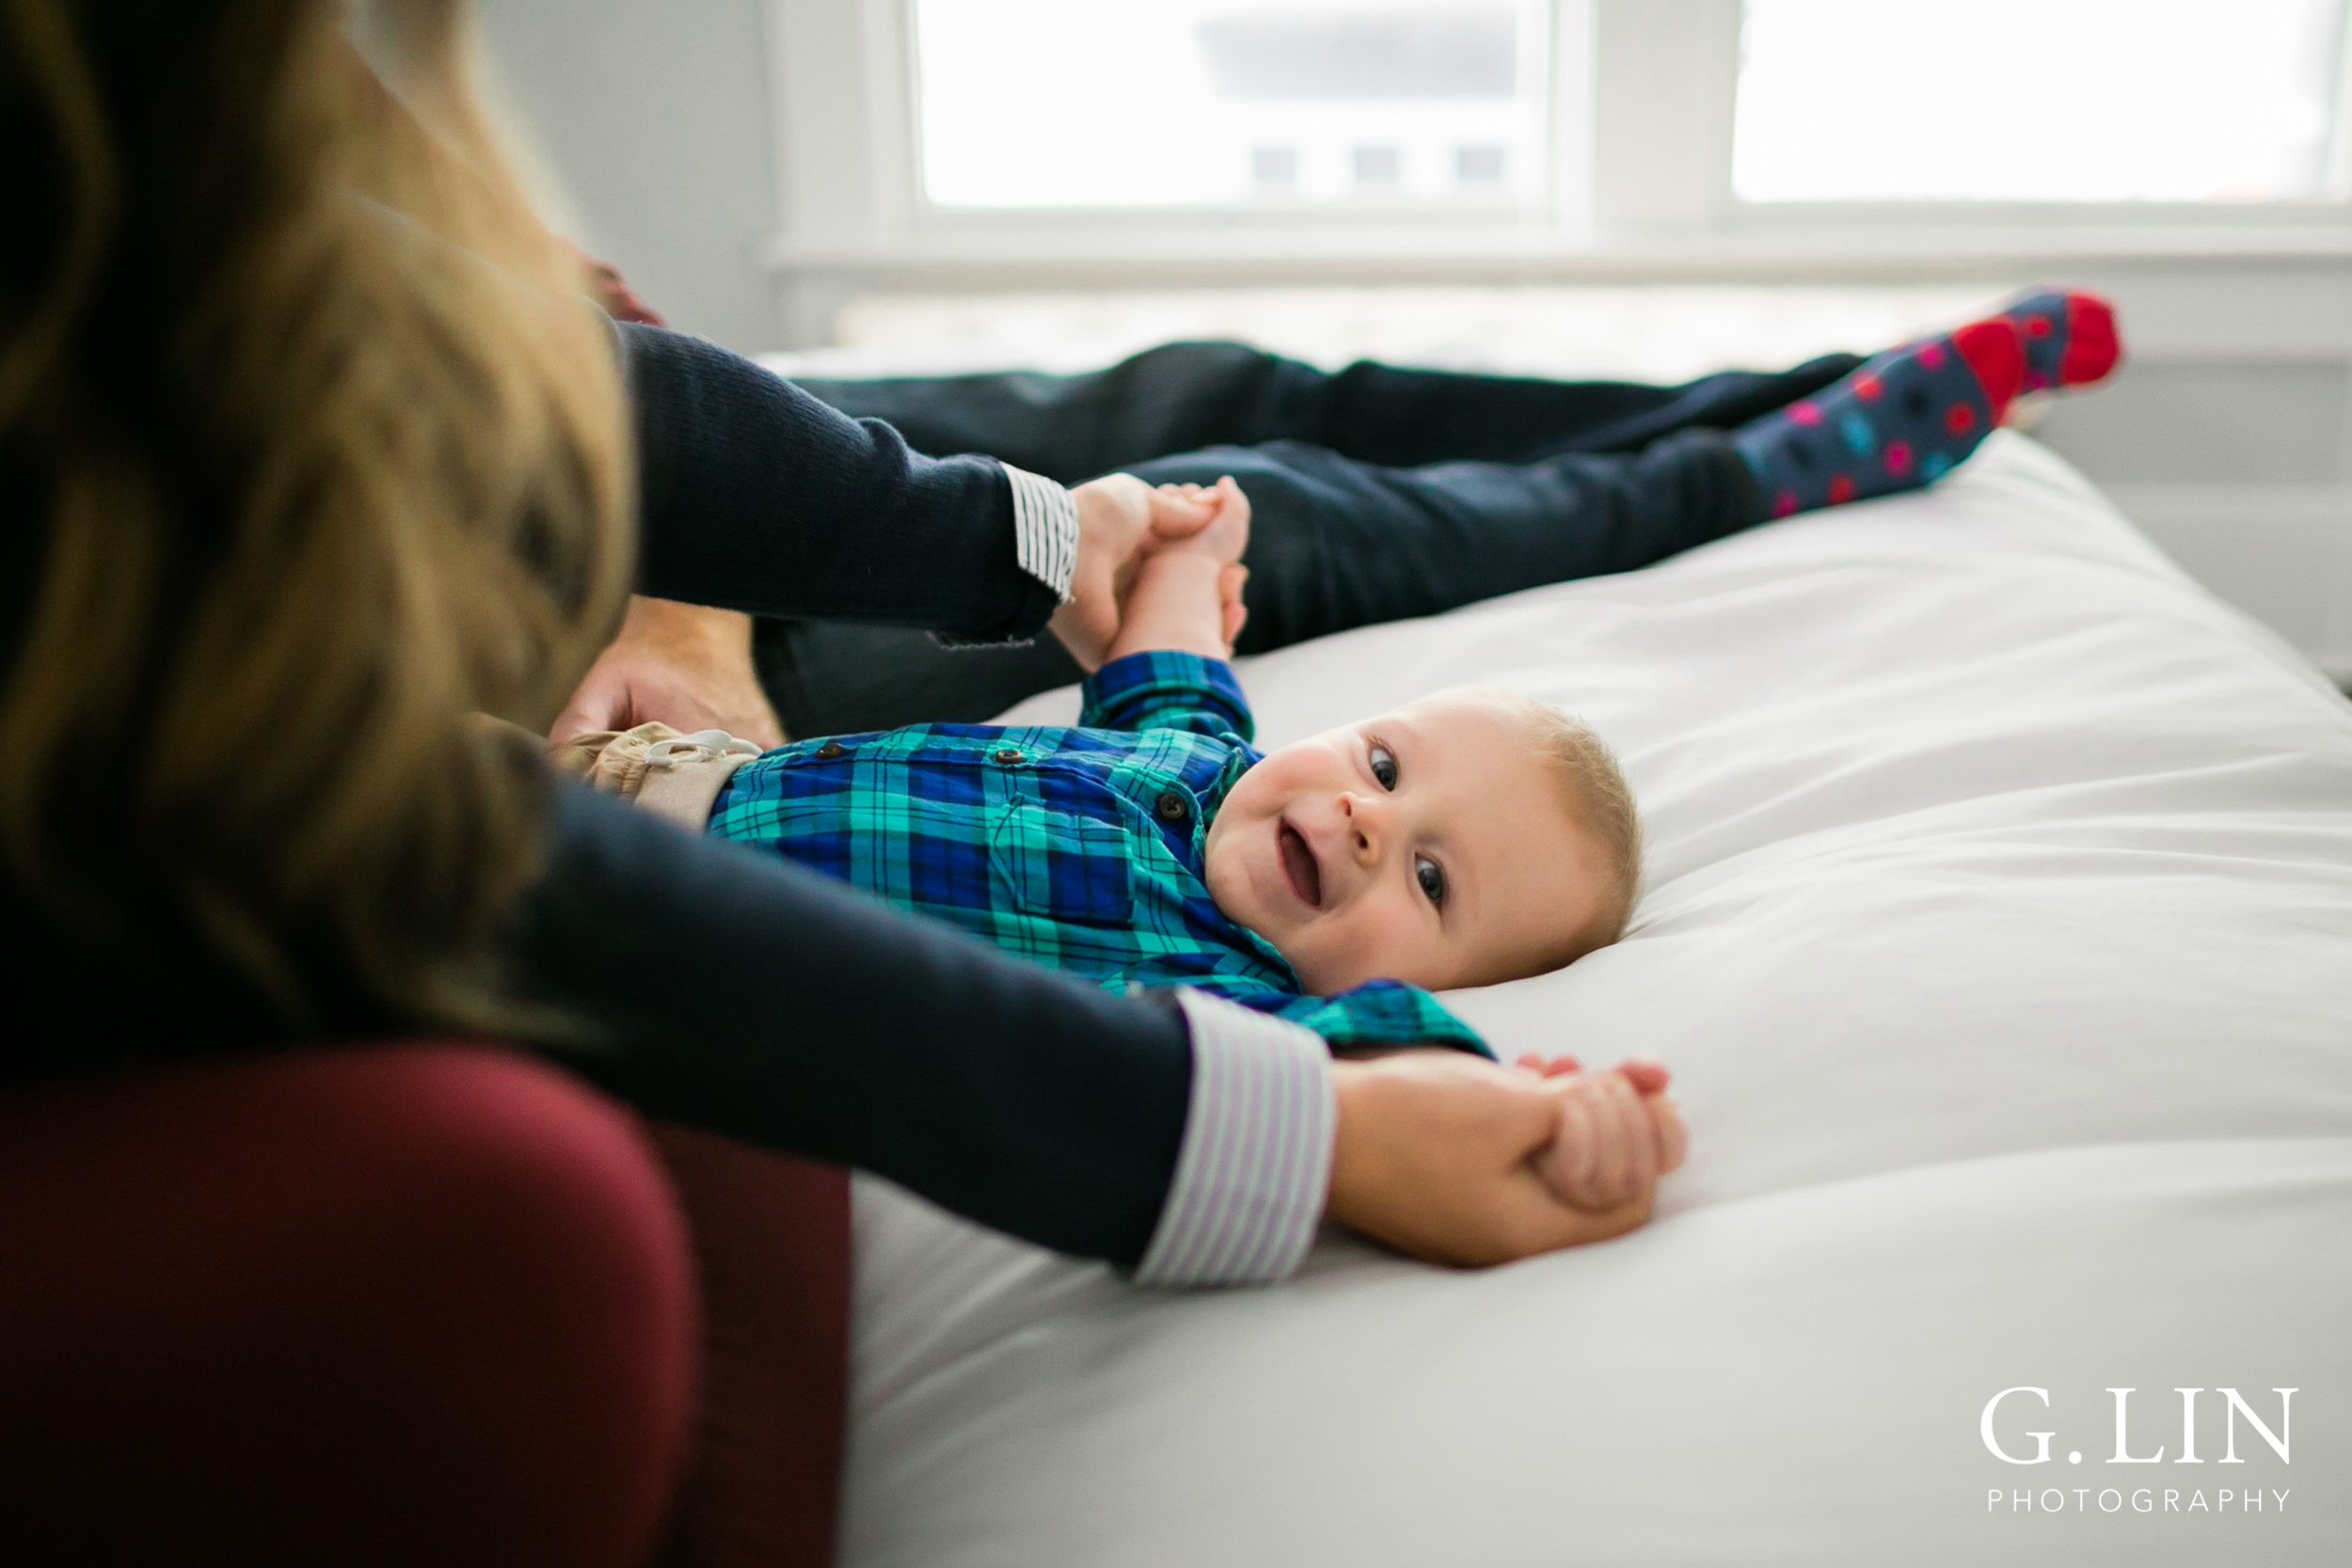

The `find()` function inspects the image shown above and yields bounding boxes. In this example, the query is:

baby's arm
[1104,477,1250,664]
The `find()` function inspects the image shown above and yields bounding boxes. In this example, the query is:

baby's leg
[791,342,1861,480]
[765,424,1765,731]
[1134,432,1759,655]
[771,350,1867,735]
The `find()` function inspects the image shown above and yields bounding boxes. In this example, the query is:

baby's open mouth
[1278,820,1322,910]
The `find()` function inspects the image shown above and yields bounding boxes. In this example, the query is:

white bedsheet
[843,434,2352,1566]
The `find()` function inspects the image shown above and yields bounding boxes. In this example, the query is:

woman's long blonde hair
[0,0,631,1037]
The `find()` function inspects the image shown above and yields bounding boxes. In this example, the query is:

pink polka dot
[1852,373,1883,402]
[1788,401,1823,426]
[1827,474,1855,504]
[1946,403,1976,435]
[2026,315,2053,338]
[1917,341,1947,371]
[1883,439,1912,475]
[1772,488,1800,518]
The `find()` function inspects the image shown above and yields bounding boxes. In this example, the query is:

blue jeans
[764,341,1861,736]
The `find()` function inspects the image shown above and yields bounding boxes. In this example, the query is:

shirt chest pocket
[990,796,1134,927]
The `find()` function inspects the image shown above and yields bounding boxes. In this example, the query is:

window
[911,0,1553,209]
[1733,0,2352,204]
[763,0,2352,286]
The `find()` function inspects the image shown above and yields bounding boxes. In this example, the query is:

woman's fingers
[548,596,782,748]
[1325,1052,1685,1266]
[1326,1050,1587,1266]
[1143,481,1218,539]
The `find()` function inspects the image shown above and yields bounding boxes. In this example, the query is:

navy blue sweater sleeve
[622,325,1061,642]
[508,783,1190,1267]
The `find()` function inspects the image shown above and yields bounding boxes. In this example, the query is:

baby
[567,477,1685,1227]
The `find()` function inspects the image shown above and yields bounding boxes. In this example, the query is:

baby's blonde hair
[1498,693,1644,963]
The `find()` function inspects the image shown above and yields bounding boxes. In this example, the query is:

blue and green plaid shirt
[707,651,1487,1055]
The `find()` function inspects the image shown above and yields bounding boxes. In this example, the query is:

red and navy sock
[2003,288,2122,394]
[1734,289,2123,521]
[1734,320,2025,518]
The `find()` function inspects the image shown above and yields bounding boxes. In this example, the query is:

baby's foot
[2002,288,2122,394]
[1733,289,2125,522]
[1734,318,2025,519]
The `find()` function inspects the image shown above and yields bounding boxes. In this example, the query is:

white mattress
[844,434,2352,1566]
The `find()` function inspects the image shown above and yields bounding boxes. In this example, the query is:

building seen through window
[914,1,1550,209]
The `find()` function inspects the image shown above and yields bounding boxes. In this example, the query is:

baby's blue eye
[1415,855,1447,908]
[1368,740,1399,790]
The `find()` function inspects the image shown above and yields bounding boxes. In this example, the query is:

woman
[0,0,1620,1284]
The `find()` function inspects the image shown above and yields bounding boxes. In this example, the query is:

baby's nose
[1340,791,1389,861]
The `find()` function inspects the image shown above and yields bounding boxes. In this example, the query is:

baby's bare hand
[1533,1063,1685,1213]
[1152,475,1250,565]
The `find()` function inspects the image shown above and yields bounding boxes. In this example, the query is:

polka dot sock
[2003,288,2122,394]
[1733,319,2026,520]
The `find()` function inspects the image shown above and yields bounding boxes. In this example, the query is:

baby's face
[1203,689,1610,996]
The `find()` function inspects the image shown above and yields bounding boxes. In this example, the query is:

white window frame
[761,0,2352,296]
[764,0,1596,269]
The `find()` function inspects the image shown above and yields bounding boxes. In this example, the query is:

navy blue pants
[766,341,1861,736]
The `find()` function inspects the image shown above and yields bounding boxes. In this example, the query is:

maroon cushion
[0,1045,700,1568]
[646,1129,851,1568]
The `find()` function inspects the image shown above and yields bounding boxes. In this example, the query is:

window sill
[764,217,2352,284]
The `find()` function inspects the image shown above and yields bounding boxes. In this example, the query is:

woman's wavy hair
[0,0,631,1037]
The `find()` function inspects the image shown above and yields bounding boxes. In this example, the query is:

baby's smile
[1276,818,1322,908]
[1202,689,1616,997]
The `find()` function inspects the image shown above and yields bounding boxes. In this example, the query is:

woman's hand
[1326,1050,1668,1266]
[549,595,784,748]
[1050,474,1241,670]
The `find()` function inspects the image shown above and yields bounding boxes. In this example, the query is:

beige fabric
[550,721,763,832]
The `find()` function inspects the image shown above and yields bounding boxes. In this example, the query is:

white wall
[478,0,780,352]
[2027,263,2352,682]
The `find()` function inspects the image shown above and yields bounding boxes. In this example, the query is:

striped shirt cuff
[1136,990,1336,1287]
[1002,462,1079,604]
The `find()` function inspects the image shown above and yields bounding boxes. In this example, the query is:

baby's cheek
[1332,895,1436,990]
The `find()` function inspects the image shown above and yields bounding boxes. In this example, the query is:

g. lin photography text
[1981,1386,2296,1519]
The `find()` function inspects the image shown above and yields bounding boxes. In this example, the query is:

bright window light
[914,1,1550,209]
[1734,0,2349,202]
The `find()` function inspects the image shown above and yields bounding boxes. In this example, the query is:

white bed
[842,434,2352,1566]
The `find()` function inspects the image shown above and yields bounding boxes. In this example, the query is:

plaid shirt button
[816,741,846,759]
[993,747,1024,765]
[1155,790,1191,825]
